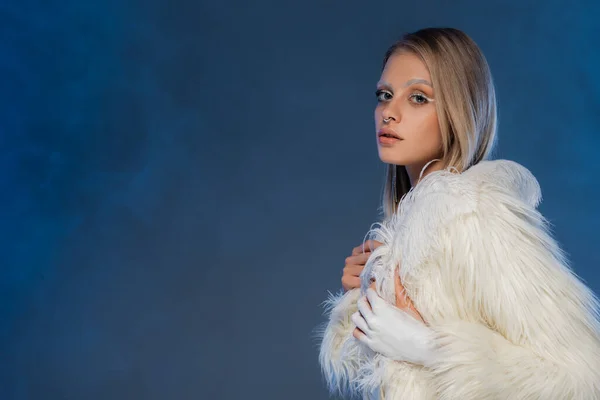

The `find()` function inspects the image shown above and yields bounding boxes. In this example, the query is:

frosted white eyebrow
[377,79,433,89]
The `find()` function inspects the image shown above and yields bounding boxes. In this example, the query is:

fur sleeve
[425,173,600,399]
[316,288,372,397]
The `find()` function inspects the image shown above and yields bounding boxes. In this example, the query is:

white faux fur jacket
[317,159,600,400]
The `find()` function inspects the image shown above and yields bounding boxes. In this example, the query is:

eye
[409,92,432,105]
[375,89,392,102]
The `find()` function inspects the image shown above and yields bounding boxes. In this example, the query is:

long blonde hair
[380,27,498,220]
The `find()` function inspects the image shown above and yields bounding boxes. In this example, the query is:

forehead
[380,52,431,82]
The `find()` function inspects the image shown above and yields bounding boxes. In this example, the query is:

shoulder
[404,159,542,216]
[382,160,545,281]
[393,159,543,242]
[461,159,542,209]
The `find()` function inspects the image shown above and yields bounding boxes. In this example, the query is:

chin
[377,145,441,168]
[377,148,411,166]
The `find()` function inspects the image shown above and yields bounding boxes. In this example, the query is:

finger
[343,262,365,276]
[352,244,371,256]
[346,253,371,266]
[341,276,361,291]
[352,326,366,340]
[353,239,385,256]
[366,288,385,312]
[353,327,373,347]
[369,281,376,291]
[357,296,375,321]
[351,311,370,334]
[366,239,384,252]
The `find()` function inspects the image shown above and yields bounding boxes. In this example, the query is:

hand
[357,267,425,323]
[392,266,425,324]
[351,288,436,366]
[342,239,383,292]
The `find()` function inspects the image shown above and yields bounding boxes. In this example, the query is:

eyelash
[375,89,431,105]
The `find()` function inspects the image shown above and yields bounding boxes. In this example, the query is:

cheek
[403,108,434,130]
[426,123,443,147]
[419,112,442,144]
[374,107,381,121]
[404,111,442,154]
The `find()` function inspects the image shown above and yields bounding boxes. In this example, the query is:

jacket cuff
[317,288,367,396]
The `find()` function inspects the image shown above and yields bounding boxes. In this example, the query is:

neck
[405,159,445,187]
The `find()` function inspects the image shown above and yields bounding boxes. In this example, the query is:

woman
[317,27,600,399]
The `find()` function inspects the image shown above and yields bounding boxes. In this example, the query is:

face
[375,51,443,172]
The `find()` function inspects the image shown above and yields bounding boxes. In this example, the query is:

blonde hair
[380,27,498,220]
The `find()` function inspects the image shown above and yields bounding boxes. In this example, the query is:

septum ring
[383,117,391,123]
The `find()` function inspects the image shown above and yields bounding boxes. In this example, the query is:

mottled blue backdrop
[1,1,599,399]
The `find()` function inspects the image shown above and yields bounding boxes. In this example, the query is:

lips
[377,127,401,139]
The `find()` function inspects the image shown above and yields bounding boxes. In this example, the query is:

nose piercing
[383,117,391,123]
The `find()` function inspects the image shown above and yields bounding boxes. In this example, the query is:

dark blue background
[1,1,599,399]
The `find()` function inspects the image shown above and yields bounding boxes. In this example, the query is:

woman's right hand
[342,239,384,292]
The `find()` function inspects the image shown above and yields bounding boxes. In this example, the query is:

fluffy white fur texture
[316,159,600,399]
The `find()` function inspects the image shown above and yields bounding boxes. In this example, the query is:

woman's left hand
[351,271,436,366]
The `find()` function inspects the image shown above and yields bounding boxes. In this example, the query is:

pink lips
[377,127,401,139]
[377,127,402,145]
[378,135,400,145]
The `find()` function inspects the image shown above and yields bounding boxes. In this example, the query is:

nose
[380,102,399,124]
[381,109,397,124]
